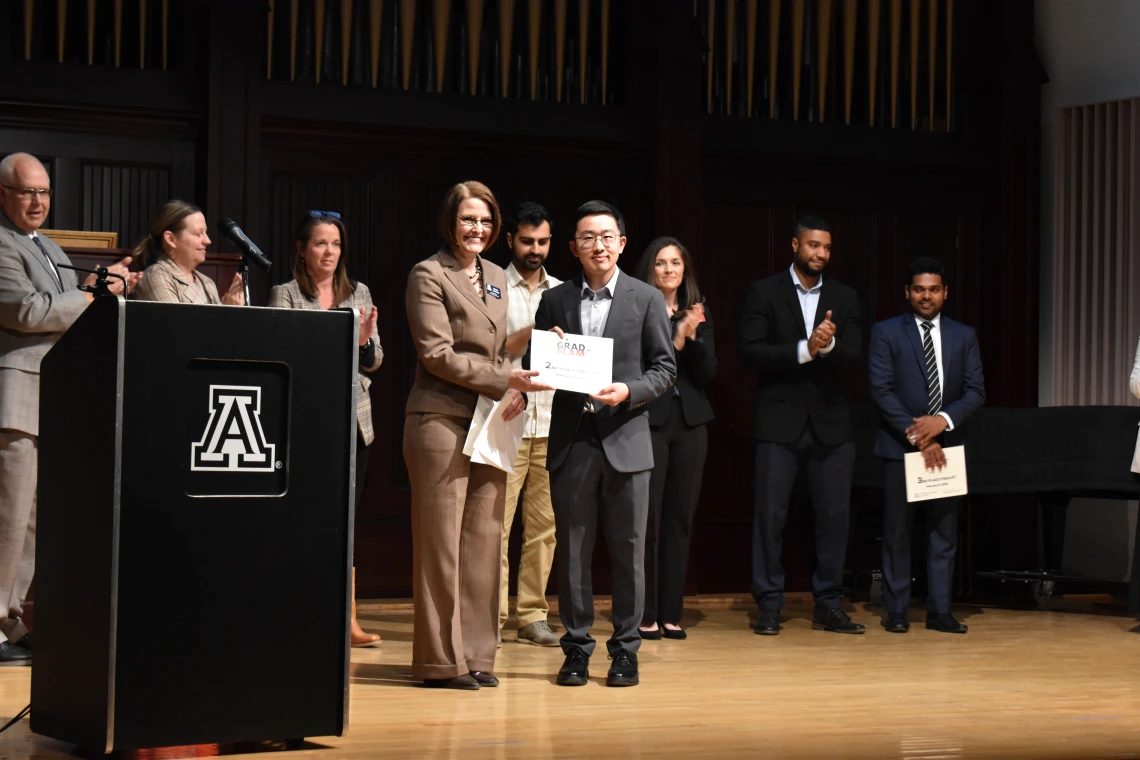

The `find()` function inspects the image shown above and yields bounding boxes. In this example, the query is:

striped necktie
[921,321,942,415]
[31,234,62,286]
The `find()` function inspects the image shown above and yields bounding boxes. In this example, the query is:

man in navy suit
[867,257,985,634]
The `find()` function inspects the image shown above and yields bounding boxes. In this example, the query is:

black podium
[30,297,359,753]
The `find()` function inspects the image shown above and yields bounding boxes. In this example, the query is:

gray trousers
[0,430,36,644]
[550,418,649,658]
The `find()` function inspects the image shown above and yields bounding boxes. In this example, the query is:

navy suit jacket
[867,312,985,460]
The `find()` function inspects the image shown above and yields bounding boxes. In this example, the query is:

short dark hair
[793,214,831,238]
[907,256,946,285]
[506,201,552,237]
[572,200,626,238]
[634,236,704,311]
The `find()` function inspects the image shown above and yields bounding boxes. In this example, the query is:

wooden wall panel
[81,162,172,248]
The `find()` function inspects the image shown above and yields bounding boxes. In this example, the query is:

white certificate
[530,329,613,395]
[904,445,969,503]
[462,395,526,473]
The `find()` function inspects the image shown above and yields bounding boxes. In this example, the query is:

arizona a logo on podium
[191,385,277,472]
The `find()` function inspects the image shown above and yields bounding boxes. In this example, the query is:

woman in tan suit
[404,181,552,690]
[132,200,244,305]
[268,211,382,648]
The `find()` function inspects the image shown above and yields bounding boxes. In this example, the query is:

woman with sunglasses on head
[269,210,382,648]
[633,237,716,641]
[133,200,244,305]
[403,181,552,690]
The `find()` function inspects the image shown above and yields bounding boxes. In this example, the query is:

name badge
[486,283,502,299]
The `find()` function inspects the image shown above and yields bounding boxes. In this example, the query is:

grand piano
[850,405,1140,614]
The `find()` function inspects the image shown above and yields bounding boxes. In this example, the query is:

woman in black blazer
[634,237,716,640]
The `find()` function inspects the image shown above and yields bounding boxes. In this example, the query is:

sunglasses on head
[307,210,342,219]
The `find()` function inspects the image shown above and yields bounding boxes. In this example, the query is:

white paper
[530,329,613,395]
[904,445,969,503]
[462,395,526,473]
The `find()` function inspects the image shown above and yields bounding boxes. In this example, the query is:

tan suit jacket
[133,256,222,304]
[268,279,384,445]
[405,248,512,417]
[0,212,88,435]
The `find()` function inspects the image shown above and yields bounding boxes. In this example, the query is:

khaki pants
[499,437,556,630]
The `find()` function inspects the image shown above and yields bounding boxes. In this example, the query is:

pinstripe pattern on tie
[921,321,941,415]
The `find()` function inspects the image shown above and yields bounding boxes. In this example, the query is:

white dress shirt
[913,312,955,430]
[579,266,620,412]
[790,265,835,364]
[505,262,561,439]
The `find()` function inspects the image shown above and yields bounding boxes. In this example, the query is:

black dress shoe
[926,612,968,633]
[557,646,590,686]
[753,609,781,635]
[423,674,480,690]
[606,650,639,687]
[638,626,662,640]
[812,607,866,634]
[0,641,31,666]
[468,671,499,687]
[661,626,687,640]
[882,613,910,633]
[13,635,31,652]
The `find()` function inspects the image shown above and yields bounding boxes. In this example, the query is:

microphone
[217,218,272,271]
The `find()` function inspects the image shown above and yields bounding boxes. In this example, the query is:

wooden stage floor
[2,596,1140,759]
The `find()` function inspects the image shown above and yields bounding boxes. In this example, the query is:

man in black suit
[739,215,864,635]
[530,201,675,687]
[867,257,985,634]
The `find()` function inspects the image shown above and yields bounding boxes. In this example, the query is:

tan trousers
[0,431,36,644]
[499,437,556,629]
[404,412,505,679]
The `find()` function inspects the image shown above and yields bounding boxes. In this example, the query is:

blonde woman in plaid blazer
[268,211,382,647]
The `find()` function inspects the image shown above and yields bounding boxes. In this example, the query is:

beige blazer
[268,279,383,446]
[1131,337,1140,474]
[0,213,88,436]
[405,248,511,418]
[133,256,222,304]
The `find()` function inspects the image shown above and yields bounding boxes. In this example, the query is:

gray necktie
[31,235,62,286]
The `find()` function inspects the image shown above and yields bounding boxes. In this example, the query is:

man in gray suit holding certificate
[530,200,675,687]
[0,153,137,665]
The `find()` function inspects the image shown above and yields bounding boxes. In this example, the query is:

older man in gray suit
[531,200,675,688]
[0,153,137,664]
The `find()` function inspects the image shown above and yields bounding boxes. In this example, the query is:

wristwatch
[359,337,372,354]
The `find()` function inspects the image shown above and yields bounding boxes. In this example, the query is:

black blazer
[738,270,862,446]
[528,273,676,474]
[647,305,717,428]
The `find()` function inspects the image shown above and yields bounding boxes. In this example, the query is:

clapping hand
[84,256,141,295]
[808,310,836,355]
[359,306,378,346]
[221,273,245,305]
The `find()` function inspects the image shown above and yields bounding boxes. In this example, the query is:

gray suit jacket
[531,272,676,474]
[0,213,88,435]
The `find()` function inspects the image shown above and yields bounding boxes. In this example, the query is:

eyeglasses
[307,210,341,219]
[576,234,620,249]
[1,185,53,199]
[457,216,494,229]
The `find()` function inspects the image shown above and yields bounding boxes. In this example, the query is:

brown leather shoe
[424,674,480,690]
[468,671,499,687]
